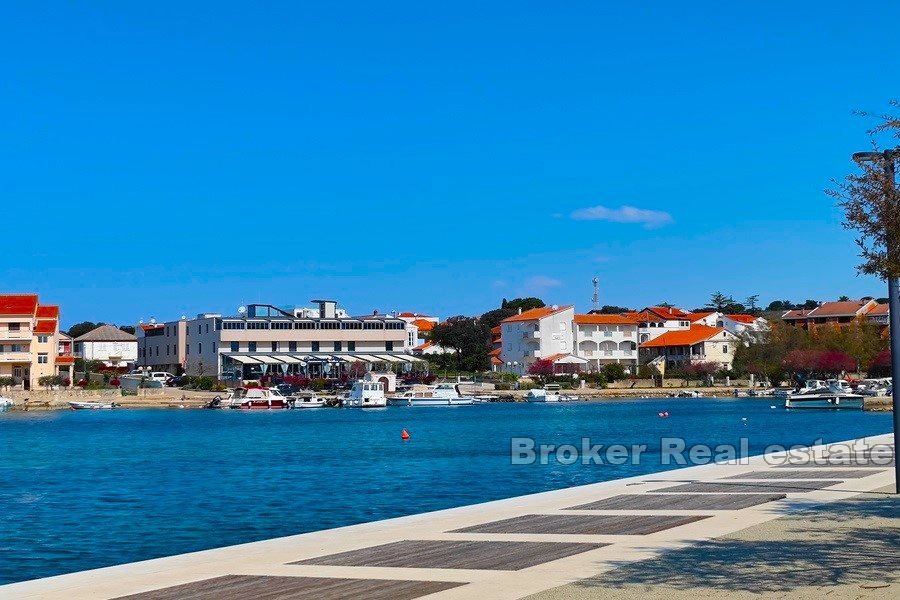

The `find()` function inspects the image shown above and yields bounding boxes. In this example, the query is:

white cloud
[523,275,562,293]
[570,205,673,229]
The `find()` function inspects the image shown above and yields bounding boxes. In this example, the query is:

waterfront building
[781,299,879,330]
[638,324,738,371]
[626,306,692,344]
[136,300,424,381]
[500,305,575,375]
[397,312,438,349]
[687,311,768,340]
[0,294,72,389]
[867,303,890,327]
[73,325,138,367]
[573,314,639,373]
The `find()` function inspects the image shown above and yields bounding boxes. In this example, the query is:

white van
[146,372,174,383]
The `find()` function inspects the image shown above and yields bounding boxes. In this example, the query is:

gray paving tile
[720,469,878,480]
[292,540,606,571]
[114,575,465,600]
[449,514,708,535]
[656,480,843,494]
[565,493,785,511]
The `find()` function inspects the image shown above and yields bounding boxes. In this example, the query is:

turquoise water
[0,399,891,585]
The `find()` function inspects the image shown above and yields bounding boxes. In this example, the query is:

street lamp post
[852,149,900,491]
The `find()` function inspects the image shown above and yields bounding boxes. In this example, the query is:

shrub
[0,376,15,389]
[39,375,63,388]
[109,378,121,388]
[601,363,626,383]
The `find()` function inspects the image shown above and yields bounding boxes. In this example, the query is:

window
[311,341,320,352]
[271,342,278,352]
[37,335,49,343]
[37,353,48,364]
[334,341,342,351]
[295,321,315,330]
[205,324,209,334]
[230,342,239,352]
[166,345,170,356]
[320,321,339,330]
[249,342,257,352]
[385,341,393,351]
[247,321,269,330]
[271,321,292,330]
[723,344,729,354]
[198,342,202,354]
[8,323,20,331]
[223,321,246,330]
[288,341,297,352]
[347,341,355,351]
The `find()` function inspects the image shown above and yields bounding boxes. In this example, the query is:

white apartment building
[500,305,575,375]
[628,306,693,344]
[573,314,639,372]
[137,300,424,381]
[688,311,768,339]
[639,324,739,371]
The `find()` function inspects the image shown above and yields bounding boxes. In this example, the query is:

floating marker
[401,429,410,440]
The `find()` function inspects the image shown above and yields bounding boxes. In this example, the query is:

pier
[1,434,895,599]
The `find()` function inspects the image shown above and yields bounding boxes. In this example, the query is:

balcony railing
[0,351,32,363]
[0,331,31,341]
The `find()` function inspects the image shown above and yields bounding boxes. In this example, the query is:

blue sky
[3,2,899,327]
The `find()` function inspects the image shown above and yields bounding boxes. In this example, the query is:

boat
[0,397,14,411]
[344,381,387,408]
[785,379,865,410]
[524,384,576,403]
[214,387,289,409]
[290,392,327,408]
[387,382,475,406]
[69,401,118,410]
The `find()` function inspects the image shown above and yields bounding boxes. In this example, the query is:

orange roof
[782,309,812,320]
[726,314,758,324]
[640,325,729,348]
[808,300,873,318]
[34,320,57,334]
[56,355,75,365]
[491,326,501,334]
[489,348,502,357]
[501,305,572,324]
[411,318,435,332]
[644,306,690,320]
[574,314,637,325]
[140,324,164,332]
[686,311,716,322]
[36,305,60,318]
[868,303,889,315]
[0,294,39,315]
[491,356,503,365]
[413,341,433,352]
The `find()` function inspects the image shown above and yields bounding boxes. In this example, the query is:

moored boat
[69,401,118,410]
[785,379,864,410]
[0,397,14,411]
[344,381,387,408]
[214,387,289,410]
[290,393,327,408]
[387,382,475,406]
[524,384,576,403]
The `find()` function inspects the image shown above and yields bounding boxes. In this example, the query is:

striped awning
[228,355,262,364]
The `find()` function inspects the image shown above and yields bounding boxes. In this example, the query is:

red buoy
[401,429,410,440]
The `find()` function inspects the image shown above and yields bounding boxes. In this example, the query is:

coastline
[2,433,894,600]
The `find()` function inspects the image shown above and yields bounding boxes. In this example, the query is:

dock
[1,434,895,599]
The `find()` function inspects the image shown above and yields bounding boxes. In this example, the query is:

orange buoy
[401,429,410,440]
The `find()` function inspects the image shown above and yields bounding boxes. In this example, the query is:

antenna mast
[591,277,600,311]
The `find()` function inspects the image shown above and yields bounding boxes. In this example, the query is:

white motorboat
[344,381,387,408]
[785,379,864,410]
[387,383,475,406]
[69,401,117,410]
[524,384,576,403]
[0,397,14,411]
[209,387,289,409]
[291,393,327,408]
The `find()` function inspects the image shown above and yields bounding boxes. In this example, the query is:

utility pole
[592,277,600,312]
[852,149,899,491]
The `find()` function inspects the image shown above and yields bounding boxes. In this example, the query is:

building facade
[74,325,138,367]
[500,305,575,375]
[638,324,738,371]
[0,294,72,389]
[573,314,639,372]
[137,300,424,381]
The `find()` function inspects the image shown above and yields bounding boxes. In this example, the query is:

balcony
[0,330,31,341]
[0,351,31,363]
[521,331,540,339]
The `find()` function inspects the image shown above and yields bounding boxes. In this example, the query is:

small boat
[0,397,14,411]
[216,387,289,410]
[785,379,864,410]
[344,381,387,408]
[525,384,576,403]
[387,383,476,406]
[69,401,117,410]
[290,393,327,409]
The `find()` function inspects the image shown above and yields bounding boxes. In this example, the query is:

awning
[251,355,286,364]
[373,354,405,363]
[351,354,383,362]
[228,355,262,364]
[339,355,367,363]
[275,355,304,364]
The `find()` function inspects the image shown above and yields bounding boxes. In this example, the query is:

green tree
[68,321,102,338]
[597,305,631,314]
[429,316,491,372]
[708,292,733,311]
[505,297,545,312]
[119,325,136,335]
[745,295,760,314]
[479,307,516,330]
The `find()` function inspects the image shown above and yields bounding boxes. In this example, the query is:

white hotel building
[573,314,639,372]
[136,300,425,381]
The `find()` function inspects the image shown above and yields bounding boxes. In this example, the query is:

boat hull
[69,401,116,410]
[784,395,864,410]
[387,397,475,406]
[233,400,287,410]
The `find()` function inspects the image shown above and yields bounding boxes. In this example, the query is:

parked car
[166,375,189,387]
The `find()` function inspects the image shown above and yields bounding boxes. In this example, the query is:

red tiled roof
[644,306,690,320]
[574,314,637,325]
[501,305,572,324]
[640,325,729,348]
[413,341,433,352]
[782,309,812,320]
[411,318,435,332]
[140,324,164,332]
[56,355,75,365]
[491,356,503,365]
[491,326,501,334]
[489,348,502,357]
[34,320,57,334]
[808,300,874,318]
[726,314,758,324]
[36,305,60,318]
[0,294,39,315]
[868,304,889,315]
[686,311,716,322]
